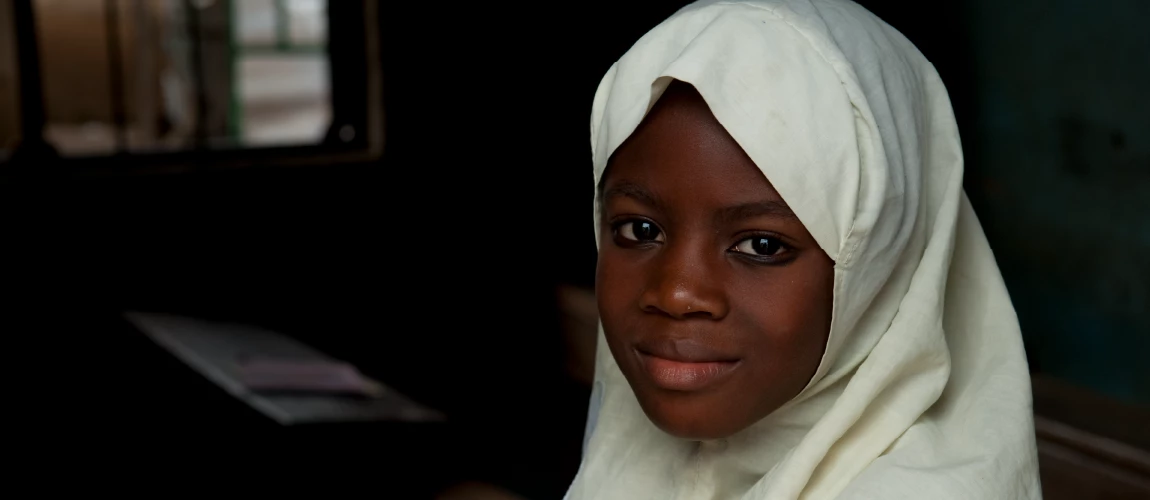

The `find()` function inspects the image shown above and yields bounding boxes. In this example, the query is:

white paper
[124,311,445,425]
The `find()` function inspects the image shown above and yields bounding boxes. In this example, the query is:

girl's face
[597,83,835,440]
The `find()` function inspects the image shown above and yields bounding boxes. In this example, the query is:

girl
[566,1,1041,498]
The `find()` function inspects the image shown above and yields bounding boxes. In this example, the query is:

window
[0,0,381,174]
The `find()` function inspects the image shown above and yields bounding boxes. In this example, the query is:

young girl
[566,1,1041,498]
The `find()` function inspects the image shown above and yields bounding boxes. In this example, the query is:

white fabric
[565,1,1041,498]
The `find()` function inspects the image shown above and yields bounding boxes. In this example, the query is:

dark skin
[596,82,835,440]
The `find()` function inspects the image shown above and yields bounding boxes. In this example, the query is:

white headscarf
[565,1,1041,498]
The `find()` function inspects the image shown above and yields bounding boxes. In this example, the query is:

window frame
[0,0,384,180]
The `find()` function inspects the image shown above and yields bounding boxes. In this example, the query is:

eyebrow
[601,181,665,212]
[715,200,798,224]
[601,180,798,222]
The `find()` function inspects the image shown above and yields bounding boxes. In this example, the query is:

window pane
[287,0,326,46]
[27,0,331,157]
[234,0,330,147]
[238,55,329,146]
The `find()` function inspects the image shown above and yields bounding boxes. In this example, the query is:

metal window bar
[187,0,210,151]
[275,0,289,50]
[228,0,241,139]
[7,0,57,166]
[105,0,128,154]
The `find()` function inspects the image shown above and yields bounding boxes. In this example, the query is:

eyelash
[728,232,793,264]
[610,218,664,247]
[609,218,794,265]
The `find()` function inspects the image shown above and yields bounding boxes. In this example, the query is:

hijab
[566,1,1041,498]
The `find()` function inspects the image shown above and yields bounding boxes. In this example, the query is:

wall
[963,0,1150,405]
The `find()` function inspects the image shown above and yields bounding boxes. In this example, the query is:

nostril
[683,310,714,320]
[641,303,675,318]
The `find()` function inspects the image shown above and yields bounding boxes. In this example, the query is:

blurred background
[0,0,1146,498]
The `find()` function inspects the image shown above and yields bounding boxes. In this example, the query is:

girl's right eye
[614,220,665,243]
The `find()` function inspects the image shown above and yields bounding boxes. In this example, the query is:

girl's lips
[634,349,741,392]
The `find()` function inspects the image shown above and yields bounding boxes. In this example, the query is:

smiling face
[596,82,835,440]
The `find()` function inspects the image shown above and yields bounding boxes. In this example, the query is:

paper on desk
[124,311,445,425]
[235,357,387,396]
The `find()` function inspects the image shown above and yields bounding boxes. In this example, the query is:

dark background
[2,0,1146,497]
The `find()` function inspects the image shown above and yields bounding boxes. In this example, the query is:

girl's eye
[616,220,664,243]
[731,236,786,257]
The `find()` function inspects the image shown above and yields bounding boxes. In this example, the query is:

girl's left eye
[730,236,787,257]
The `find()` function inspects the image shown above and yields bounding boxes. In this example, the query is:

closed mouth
[633,346,741,392]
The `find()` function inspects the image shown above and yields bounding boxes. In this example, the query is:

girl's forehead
[602,83,789,209]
